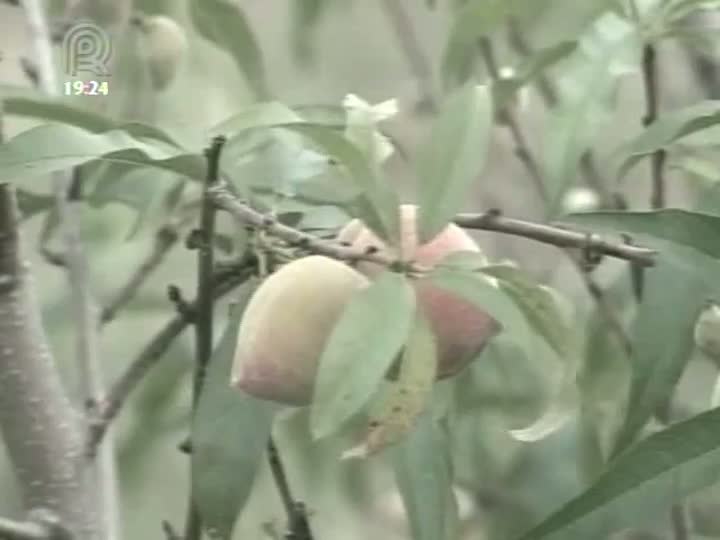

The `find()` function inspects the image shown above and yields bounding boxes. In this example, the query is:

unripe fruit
[561,186,601,214]
[132,15,188,91]
[337,205,501,378]
[695,302,720,363]
[232,255,370,405]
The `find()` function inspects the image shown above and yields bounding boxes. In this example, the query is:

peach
[337,205,500,378]
[231,255,369,405]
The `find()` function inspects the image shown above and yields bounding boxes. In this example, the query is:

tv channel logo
[63,21,112,77]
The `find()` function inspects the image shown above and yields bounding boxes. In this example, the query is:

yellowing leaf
[342,312,437,459]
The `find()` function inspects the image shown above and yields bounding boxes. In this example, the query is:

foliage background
[1,1,720,539]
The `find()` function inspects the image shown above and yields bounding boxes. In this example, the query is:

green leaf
[285,123,401,244]
[561,210,720,454]
[481,264,574,360]
[342,310,438,458]
[427,267,530,349]
[189,0,270,99]
[191,281,277,540]
[416,84,493,243]
[210,102,303,136]
[616,101,720,179]
[4,96,116,132]
[311,271,416,439]
[393,413,457,540]
[517,406,720,540]
[3,96,186,146]
[577,274,633,479]
[479,265,579,442]
[562,209,720,262]
[493,41,578,109]
[0,124,205,181]
[543,13,639,216]
[441,0,529,90]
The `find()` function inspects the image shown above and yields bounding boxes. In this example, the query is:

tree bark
[0,182,97,538]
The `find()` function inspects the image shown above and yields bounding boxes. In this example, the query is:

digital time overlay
[62,20,112,96]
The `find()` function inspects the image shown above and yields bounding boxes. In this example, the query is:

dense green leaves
[393,414,458,540]
[189,0,269,99]
[191,282,277,540]
[311,272,416,439]
[518,407,720,540]
[0,124,205,181]
[285,123,401,244]
[416,84,493,243]
[563,210,720,453]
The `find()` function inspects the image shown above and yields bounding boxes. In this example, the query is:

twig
[85,264,254,456]
[210,185,401,266]
[100,225,180,325]
[211,185,655,266]
[183,136,226,540]
[641,43,666,209]
[379,0,436,110]
[267,440,314,540]
[454,212,655,266]
[479,37,548,203]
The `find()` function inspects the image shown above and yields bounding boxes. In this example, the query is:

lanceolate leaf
[342,311,438,459]
[4,96,115,132]
[189,0,270,99]
[517,407,720,540]
[210,102,303,136]
[393,413,458,540]
[416,84,493,243]
[481,264,574,360]
[311,272,416,439]
[192,281,277,540]
[0,124,205,181]
[4,96,185,146]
